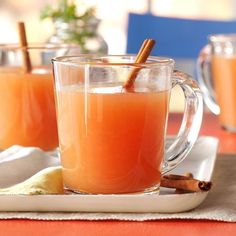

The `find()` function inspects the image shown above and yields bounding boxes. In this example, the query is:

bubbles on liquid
[90,85,123,94]
[61,81,165,94]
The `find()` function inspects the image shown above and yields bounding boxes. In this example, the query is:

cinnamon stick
[161,174,212,192]
[17,21,32,73]
[123,39,156,90]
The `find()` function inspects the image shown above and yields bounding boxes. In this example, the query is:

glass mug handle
[162,70,203,174]
[197,45,220,115]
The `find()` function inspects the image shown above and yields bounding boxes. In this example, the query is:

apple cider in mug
[0,44,80,150]
[57,85,169,194]
[0,67,57,150]
[53,55,203,194]
[198,34,236,132]
[211,55,236,128]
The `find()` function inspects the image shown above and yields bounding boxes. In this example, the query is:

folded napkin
[0,166,64,195]
[0,146,60,188]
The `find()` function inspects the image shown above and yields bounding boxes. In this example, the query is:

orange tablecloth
[1,112,236,236]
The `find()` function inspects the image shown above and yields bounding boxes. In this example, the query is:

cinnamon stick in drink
[161,174,212,192]
[123,39,156,90]
[17,22,32,73]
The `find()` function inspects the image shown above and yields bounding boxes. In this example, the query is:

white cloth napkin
[0,146,60,188]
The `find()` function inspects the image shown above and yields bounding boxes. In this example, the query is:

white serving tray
[0,136,218,213]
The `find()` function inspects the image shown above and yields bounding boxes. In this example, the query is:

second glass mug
[52,55,203,194]
[0,43,80,150]
[197,34,236,132]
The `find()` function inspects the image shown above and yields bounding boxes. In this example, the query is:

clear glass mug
[197,34,236,132]
[52,55,203,194]
[0,43,80,150]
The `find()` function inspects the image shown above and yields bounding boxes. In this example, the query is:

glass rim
[209,34,236,42]
[0,43,81,50]
[52,55,175,67]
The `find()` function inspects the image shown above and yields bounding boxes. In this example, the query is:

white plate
[0,136,218,213]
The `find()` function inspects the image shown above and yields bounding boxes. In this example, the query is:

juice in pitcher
[57,85,170,194]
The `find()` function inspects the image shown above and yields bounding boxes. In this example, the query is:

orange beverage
[57,86,170,194]
[0,67,58,150]
[53,55,203,195]
[211,55,236,128]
